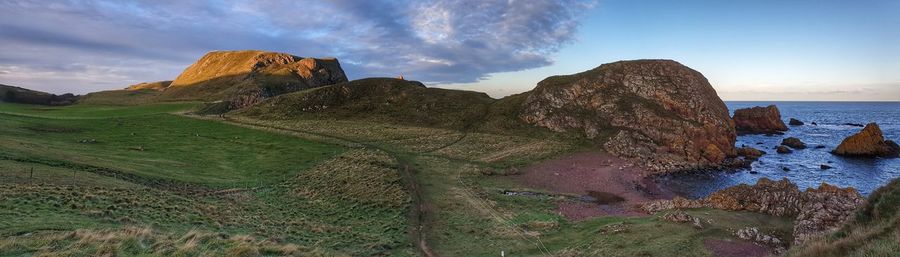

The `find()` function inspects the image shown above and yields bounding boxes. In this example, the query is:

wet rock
[732,105,788,135]
[832,123,900,158]
[814,145,826,149]
[736,147,765,159]
[789,118,804,126]
[842,123,864,127]
[820,164,832,170]
[776,146,793,154]
[519,60,736,173]
[781,137,807,149]
[782,167,791,172]
[811,122,818,125]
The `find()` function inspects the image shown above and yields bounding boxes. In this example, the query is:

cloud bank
[0,0,593,94]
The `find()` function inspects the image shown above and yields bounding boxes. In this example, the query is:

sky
[1,0,898,101]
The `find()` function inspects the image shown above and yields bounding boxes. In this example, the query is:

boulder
[776,145,793,154]
[732,105,788,135]
[781,137,807,149]
[832,123,900,157]
[789,118,804,126]
[164,50,348,109]
[736,147,765,159]
[519,60,736,173]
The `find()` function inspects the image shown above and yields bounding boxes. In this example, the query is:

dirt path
[513,151,674,220]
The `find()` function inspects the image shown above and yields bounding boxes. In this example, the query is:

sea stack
[520,59,736,173]
[833,123,900,157]
[732,105,788,135]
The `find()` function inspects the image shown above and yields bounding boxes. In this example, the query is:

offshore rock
[781,137,807,149]
[732,105,788,135]
[832,123,900,157]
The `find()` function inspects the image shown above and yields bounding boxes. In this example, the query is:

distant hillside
[237,78,496,130]
[0,84,78,106]
[79,81,172,105]
[81,50,348,107]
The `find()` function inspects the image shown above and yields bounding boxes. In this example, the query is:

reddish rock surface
[732,105,788,135]
[832,123,900,157]
[520,60,736,173]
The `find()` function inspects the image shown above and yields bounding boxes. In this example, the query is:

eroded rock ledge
[640,178,864,246]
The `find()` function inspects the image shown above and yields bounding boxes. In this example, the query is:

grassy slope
[0,103,413,256]
[0,102,341,186]
[2,98,804,257]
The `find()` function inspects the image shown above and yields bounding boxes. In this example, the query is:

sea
[660,101,900,198]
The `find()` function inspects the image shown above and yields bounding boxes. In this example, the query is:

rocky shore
[641,178,864,246]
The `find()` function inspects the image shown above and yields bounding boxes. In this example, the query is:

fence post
[30,167,34,183]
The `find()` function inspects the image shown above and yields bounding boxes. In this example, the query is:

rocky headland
[519,60,737,173]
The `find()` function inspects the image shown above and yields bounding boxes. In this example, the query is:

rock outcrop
[732,105,788,135]
[640,178,864,245]
[832,123,900,158]
[164,50,348,109]
[736,147,765,159]
[781,137,807,149]
[789,118,804,126]
[519,60,736,173]
[0,84,78,106]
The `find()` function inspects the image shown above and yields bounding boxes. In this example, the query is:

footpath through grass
[228,116,797,257]
[0,102,416,256]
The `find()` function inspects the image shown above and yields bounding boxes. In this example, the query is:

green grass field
[0,102,801,256]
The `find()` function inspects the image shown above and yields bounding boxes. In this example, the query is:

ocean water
[660,101,900,198]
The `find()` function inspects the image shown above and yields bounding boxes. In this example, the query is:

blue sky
[1,0,898,100]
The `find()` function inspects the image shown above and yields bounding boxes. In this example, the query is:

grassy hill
[0,84,78,106]
[237,78,495,130]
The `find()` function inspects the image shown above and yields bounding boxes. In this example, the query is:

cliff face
[163,50,348,109]
[518,60,736,173]
[832,123,900,157]
[732,105,788,135]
